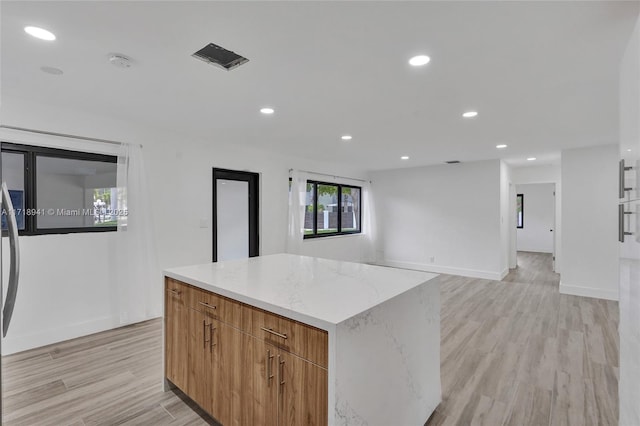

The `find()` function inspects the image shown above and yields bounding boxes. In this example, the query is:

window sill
[303,233,365,242]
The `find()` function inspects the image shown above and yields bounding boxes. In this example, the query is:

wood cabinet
[164,278,189,391]
[186,306,216,413]
[279,351,328,426]
[238,332,278,426]
[245,306,328,368]
[164,278,328,425]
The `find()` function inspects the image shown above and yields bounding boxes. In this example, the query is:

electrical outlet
[430,256,435,263]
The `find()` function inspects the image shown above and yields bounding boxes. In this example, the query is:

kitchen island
[163,253,440,425]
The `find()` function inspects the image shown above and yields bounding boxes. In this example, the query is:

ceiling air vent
[192,43,249,71]
[445,160,461,164]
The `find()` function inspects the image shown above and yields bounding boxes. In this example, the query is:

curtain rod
[289,168,369,183]
[0,125,142,148]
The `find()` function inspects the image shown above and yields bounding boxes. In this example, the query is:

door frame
[212,168,259,262]
[512,181,559,273]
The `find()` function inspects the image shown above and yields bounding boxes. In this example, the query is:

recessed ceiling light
[40,66,63,75]
[341,135,352,141]
[527,157,537,161]
[409,55,430,66]
[24,26,56,41]
[401,156,410,160]
[627,149,632,152]
[462,111,478,118]
[260,107,274,114]
[496,144,508,149]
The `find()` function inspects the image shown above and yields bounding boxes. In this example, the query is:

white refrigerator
[619,158,640,426]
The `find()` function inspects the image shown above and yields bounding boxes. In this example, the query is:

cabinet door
[187,308,215,413]
[235,334,278,426]
[212,321,243,425]
[165,286,188,391]
[278,352,328,426]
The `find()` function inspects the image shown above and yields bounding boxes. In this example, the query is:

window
[1,143,118,235]
[517,194,524,228]
[303,180,361,238]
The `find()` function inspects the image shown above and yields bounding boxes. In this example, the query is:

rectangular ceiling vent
[192,43,249,71]
[445,160,461,164]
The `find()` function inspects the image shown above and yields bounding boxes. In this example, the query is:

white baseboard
[559,281,619,301]
[500,268,509,280]
[1,314,158,355]
[377,259,504,281]
[517,248,553,254]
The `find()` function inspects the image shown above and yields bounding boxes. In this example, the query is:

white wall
[512,164,562,273]
[516,183,555,253]
[508,182,517,269]
[1,233,118,353]
[560,145,618,301]
[372,160,504,280]
[499,161,512,276]
[511,164,560,184]
[0,97,371,353]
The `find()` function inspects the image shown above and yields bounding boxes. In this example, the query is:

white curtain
[286,170,310,254]
[361,180,378,264]
[114,143,161,325]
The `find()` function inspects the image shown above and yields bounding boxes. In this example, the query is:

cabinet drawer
[165,278,190,304]
[190,286,242,328]
[246,307,328,368]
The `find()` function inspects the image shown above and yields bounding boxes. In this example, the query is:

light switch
[199,219,208,228]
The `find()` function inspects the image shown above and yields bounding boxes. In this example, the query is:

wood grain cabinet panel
[191,287,243,328]
[164,279,189,392]
[248,308,328,368]
[165,278,328,425]
[278,351,328,426]
[274,318,328,369]
[186,307,216,413]
[238,334,278,426]
[212,321,243,426]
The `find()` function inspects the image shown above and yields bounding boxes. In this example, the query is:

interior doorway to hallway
[515,183,556,271]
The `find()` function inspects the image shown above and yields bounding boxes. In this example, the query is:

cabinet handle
[620,160,626,199]
[278,355,285,392]
[619,204,635,243]
[620,204,625,242]
[260,327,288,339]
[266,349,274,385]
[198,301,217,310]
[210,324,216,352]
[620,159,635,199]
[168,289,181,295]
[203,320,210,349]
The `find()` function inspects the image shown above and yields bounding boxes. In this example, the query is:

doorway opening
[514,183,556,272]
[212,168,259,262]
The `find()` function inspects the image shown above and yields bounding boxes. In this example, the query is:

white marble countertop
[164,253,437,329]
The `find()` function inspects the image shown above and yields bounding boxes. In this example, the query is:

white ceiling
[1,1,638,171]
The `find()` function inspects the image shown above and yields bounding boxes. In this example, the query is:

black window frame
[303,180,362,239]
[1,142,118,236]
[517,193,524,229]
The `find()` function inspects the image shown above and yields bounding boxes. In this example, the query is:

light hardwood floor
[2,251,618,426]
[427,252,618,426]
